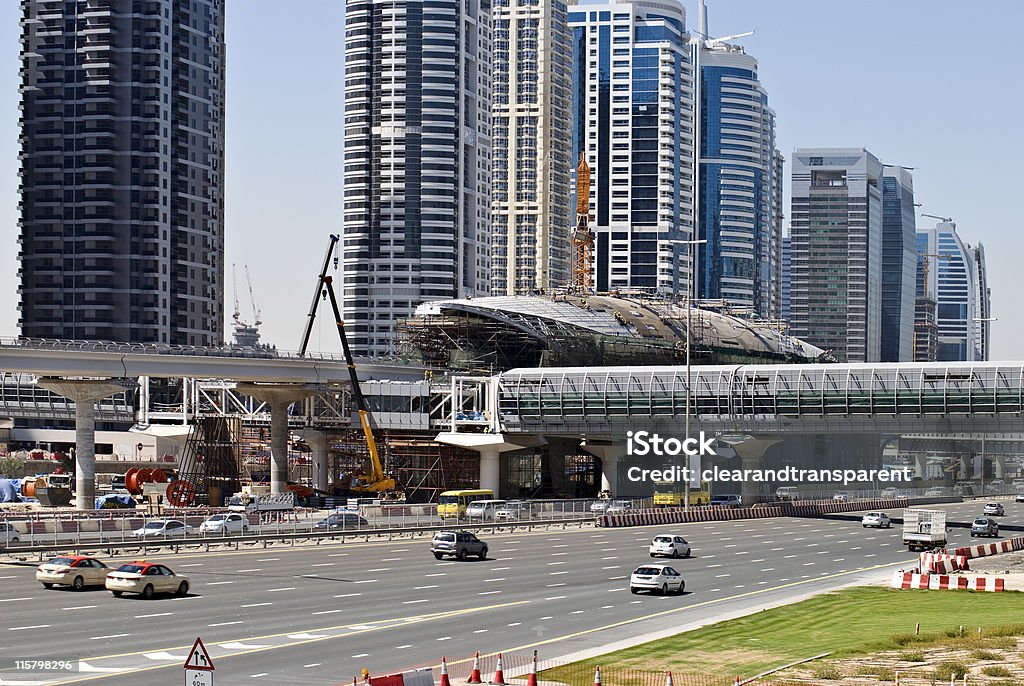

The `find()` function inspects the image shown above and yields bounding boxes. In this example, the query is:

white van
[465,499,507,520]
[775,486,800,501]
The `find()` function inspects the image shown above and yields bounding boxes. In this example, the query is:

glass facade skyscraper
[343,0,493,356]
[491,0,573,295]
[879,167,917,362]
[917,222,988,361]
[789,148,883,363]
[697,41,782,318]
[18,0,226,345]
[567,0,694,296]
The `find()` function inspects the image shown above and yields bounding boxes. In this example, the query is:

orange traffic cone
[734,677,740,686]
[665,672,674,686]
[439,657,451,686]
[526,652,539,686]
[491,653,507,686]
[594,665,602,686]
[467,652,483,684]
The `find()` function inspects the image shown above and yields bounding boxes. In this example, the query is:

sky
[0,1,1021,359]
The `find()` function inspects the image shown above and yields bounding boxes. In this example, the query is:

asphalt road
[0,499,1017,686]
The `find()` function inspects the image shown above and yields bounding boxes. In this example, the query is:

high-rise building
[789,148,883,363]
[491,0,573,295]
[567,0,694,296]
[879,166,917,362]
[18,0,226,345]
[780,234,791,322]
[343,0,493,356]
[695,13,782,318]
[917,222,988,361]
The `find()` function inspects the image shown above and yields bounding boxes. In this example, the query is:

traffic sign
[186,669,214,686]
[183,637,215,672]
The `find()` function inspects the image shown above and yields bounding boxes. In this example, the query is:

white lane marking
[144,652,188,661]
[608,576,627,580]
[311,563,335,567]
[601,605,613,609]
[546,538,562,541]
[305,663,322,667]
[491,567,511,571]
[353,579,378,584]
[600,548,617,552]
[251,673,269,678]
[714,574,730,578]
[206,581,234,586]
[257,559,280,562]
[90,633,130,640]
[484,578,506,582]
[706,564,722,568]
[760,568,775,572]
[479,590,502,595]
[546,583,566,587]
[865,554,877,558]
[366,568,390,572]
[724,544,737,548]
[390,549,409,552]
[8,624,50,631]
[414,585,438,590]
[352,653,369,658]
[833,558,845,562]
[607,588,625,592]
[289,633,329,640]
[425,573,447,577]
[550,553,568,557]
[571,610,585,614]
[552,544,569,548]
[437,636,452,641]
[548,562,566,566]
[783,555,797,559]
[242,602,273,608]
[0,598,33,603]
[850,546,862,550]
[504,549,519,552]
[0,575,15,579]
[802,562,815,566]
[62,605,98,611]
[600,556,618,560]
[540,616,553,620]
[209,621,243,627]
[328,553,349,557]
[333,593,361,599]
[312,609,343,615]
[381,558,403,562]
[545,595,567,600]
[473,629,488,634]
[770,547,784,551]
[395,645,412,650]
[703,555,716,558]
[751,559,765,563]
[508,622,522,627]
[179,563,205,568]
[267,587,297,592]
[236,568,262,573]
[135,613,173,619]
[550,571,568,576]
[403,599,429,604]
[708,588,721,592]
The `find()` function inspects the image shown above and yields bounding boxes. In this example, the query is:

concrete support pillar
[994,454,1006,480]
[913,454,927,479]
[479,446,500,494]
[236,384,319,495]
[724,436,783,506]
[958,455,971,481]
[302,431,330,492]
[600,453,619,495]
[269,400,290,495]
[35,378,130,510]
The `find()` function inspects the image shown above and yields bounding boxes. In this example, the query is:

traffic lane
[0,514,926,676]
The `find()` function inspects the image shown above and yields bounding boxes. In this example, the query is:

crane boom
[298,235,394,494]
[231,263,241,322]
[570,152,595,292]
[244,265,262,326]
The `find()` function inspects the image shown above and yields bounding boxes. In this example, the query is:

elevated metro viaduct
[3,338,1024,506]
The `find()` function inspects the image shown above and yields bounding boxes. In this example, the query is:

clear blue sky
[0,1,1020,359]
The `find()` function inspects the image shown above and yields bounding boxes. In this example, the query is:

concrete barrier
[929,575,969,590]
[919,552,968,574]
[891,571,931,589]
[953,537,1024,559]
[598,506,785,528]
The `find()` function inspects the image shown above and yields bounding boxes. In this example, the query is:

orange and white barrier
[929,575,969,590]
[599,506,784,527]
[968,576,1006,592]
[891,571,931,589]
[919,552,968,574]
[953,536,1024,559]
[892,570,1006,592]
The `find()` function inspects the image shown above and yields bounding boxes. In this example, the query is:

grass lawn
[540,587,1024,680]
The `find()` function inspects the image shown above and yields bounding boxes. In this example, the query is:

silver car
[861,512,891,528]
[131,519,194,538]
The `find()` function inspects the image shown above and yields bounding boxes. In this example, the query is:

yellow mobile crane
[298,235,397,495]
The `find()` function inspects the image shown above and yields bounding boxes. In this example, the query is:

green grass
[539,587,1024,680]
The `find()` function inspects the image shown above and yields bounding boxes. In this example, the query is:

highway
[0,499,1017,686]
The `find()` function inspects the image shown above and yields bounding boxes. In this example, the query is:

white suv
[649,534,690,559]
[630,564,685,595]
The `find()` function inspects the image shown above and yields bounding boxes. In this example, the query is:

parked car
[986,480,1006,493]
[924,487,947,497]
[430,531,487,560]
[709,494,742,508]
[105,561,190,598]
[649,534,691,559]
[314,512,369,530]
[983,503,1005,517]
[465,500,507,520]
[131,519,193,539]
[861,512,891,528]
[1016,493,1024,503]
[775,486,800,501]
[833,491,851,502]
[37,555,109,590]
[971,517,999,538]
[880,488,899,499]
[0,523,20,546]
[629,564,685,595]
[199,513,250,535]
[590,499,613,513]
[494,501,534,522]
[605,500,634,514]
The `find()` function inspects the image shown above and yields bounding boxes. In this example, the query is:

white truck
[228,491,295,514]
[902,508,947,552]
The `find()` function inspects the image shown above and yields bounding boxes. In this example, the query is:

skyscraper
[18,0,226,346]
[780,234,791,322]
[879,166,917,362]
[695,17,782,318]
[917,222,988,361]
[568,0,694,296]
[491,0,573,295]
[343,0,493,356]
[789,148,883,363]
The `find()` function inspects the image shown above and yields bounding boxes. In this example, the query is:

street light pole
[671,237,706,512]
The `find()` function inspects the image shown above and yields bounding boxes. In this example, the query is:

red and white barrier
[953,537,1024,560]
[968,576,1006,592]
[598,506,784,528]
[929,575,969,590]
[919,552,968,574]
[891,571,931,589]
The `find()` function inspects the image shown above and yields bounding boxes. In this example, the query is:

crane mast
[570,152,595,293]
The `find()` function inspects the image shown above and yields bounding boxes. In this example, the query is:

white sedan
[861,512,891,528]
[106,561,190,599]
[36,555,110,590]
[131,519,194,538]
[199,513,250,535]
[630,564,685,595]
[649,534,691,559]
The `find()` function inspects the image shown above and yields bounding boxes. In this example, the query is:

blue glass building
[879,167,917,361]
[567,0,694,296]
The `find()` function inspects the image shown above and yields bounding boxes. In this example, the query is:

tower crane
[570,152,595,293]
[231,263,242,325]
[244,265,262,326]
